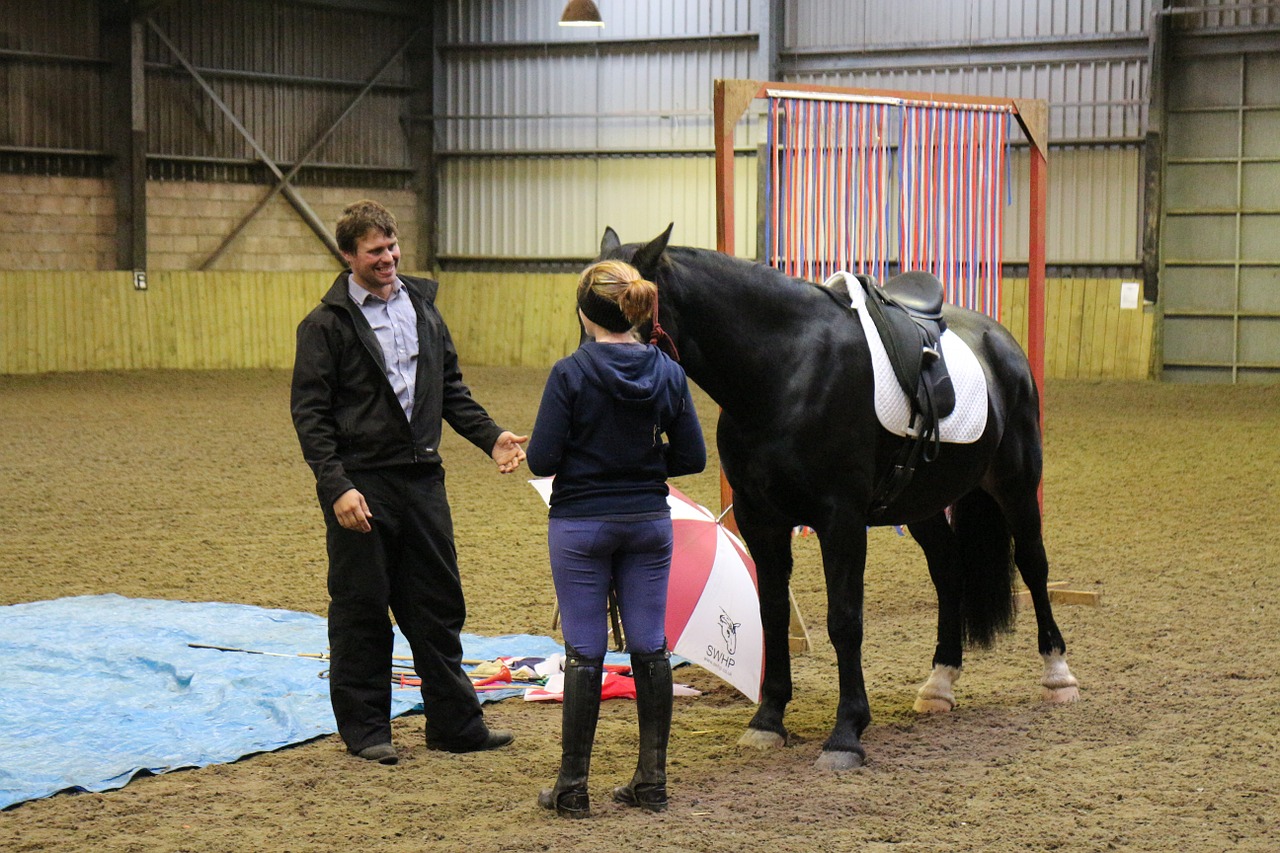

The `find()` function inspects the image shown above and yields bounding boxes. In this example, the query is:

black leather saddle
[826,270,958,519]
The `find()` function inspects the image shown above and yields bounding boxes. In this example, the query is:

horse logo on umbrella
[716,610,741,657]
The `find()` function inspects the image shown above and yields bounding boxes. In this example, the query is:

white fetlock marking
[913,664,961,713]
[1041,651,1080,703]
[737,728,785,750]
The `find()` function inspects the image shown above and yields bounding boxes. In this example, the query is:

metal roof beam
[782,33,1150,73]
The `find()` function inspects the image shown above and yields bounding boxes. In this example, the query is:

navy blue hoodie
[527,341,706,517]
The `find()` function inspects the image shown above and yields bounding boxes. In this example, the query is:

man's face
[343,229,401,292]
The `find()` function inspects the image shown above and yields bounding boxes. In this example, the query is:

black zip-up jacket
[290,271,504,509]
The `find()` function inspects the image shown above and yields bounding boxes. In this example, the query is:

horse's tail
[952,488,1017,648]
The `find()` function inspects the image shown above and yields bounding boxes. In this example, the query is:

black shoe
[351,742,398,765]
[427,729,514,754]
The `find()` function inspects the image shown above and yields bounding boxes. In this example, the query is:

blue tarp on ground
[0,595,577,810]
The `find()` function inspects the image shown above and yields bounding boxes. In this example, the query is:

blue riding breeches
[548,514,673,659]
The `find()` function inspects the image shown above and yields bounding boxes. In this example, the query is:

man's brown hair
[336,199,398,255]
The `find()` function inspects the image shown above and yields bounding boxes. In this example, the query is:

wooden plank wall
[1003,277,1155,381]
[1,271,1153,379]
[0,271,321,373]
[434,272,581,369]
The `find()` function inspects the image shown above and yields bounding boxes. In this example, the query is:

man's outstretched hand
[491,431,529,474]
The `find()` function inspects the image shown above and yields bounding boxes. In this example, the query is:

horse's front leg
[814,520,870,770]
[731,515,795,751]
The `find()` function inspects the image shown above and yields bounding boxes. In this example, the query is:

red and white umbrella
[530,479,763,702]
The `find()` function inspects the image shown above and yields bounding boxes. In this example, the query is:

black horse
[597,225,1079,770]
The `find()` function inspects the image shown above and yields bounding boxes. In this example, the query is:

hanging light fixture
[559,0,604,27]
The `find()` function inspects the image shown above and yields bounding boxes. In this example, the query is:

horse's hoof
[1040,652,1079,703]
[913,664,960,714]
[737,728,785,750]
[814,749,864,771]
[912,696,955,713]
[1042,685,1080,703]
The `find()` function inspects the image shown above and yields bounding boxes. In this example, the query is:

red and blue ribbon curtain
[763,95,1012,319]
[766,97,893,286]
[898,104,1010,318]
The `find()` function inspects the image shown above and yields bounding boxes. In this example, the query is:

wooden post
[1013,98,1049,429]
[712,79,764,532]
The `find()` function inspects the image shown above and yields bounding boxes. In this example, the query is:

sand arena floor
[1,367,1277,852]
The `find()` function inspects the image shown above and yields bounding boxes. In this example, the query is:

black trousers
[322,464,486,752]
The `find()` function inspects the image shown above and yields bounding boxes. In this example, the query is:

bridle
[648,287,680,361]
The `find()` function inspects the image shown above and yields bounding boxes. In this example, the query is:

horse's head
[598,223,672,279]
[595,224,683,359]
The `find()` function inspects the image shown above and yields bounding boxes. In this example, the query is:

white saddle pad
[825,271,988,444]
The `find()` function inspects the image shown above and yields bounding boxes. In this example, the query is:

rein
[649,289,680,361]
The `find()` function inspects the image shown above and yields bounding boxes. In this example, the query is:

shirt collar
[347,274,402,306]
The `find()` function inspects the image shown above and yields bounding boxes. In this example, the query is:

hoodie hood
[572,341,677,408]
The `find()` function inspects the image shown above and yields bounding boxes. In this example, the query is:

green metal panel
[1241,161,1280,209]
[1163,315,1234,363]
[1243,109,1280,158]
[1161,266,1236,313]
[1239,317,1280,363]
[1160,47,1280,383]
[1162,215,1238,262]
[1165,162,1239,210]
[1240,266,1280,313]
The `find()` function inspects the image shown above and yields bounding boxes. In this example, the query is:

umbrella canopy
[530,479,763,702]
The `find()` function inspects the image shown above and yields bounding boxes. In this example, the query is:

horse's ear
[600,227,621,255]
[631,223,673,278]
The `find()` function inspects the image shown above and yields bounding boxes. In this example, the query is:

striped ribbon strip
[762,96,1011,319]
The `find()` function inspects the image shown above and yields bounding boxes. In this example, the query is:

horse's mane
[656,246,854,333]
[662,245,818,296]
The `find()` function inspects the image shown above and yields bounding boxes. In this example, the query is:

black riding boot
[538,648,603,818]
[613,647,672,812]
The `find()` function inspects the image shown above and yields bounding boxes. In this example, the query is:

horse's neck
[668,256,806,411]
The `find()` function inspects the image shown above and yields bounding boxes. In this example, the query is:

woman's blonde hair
[576,260,657,330]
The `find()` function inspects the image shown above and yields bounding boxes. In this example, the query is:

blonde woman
[527,260,706,817]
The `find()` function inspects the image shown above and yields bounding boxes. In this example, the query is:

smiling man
[290,199,527,764]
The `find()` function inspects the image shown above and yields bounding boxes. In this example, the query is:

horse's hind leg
[999,490,1080,703]
[732,516,795,751]
[907,512,965,713]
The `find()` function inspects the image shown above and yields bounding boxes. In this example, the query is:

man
[291,199,527,764]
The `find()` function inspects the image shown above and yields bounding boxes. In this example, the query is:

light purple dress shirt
[348,275,419,420]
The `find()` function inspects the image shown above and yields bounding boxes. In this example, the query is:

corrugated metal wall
[784,0,1149,46]
[1,0,104,154]
[435,0,766,262]
[2,1,420,171]
[778,0,1152,273]
[1005,145,1141,263]
[439,154,756,260]
[784,62,1147,143]
[436,0,1154,269]
[144,3,417,170]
